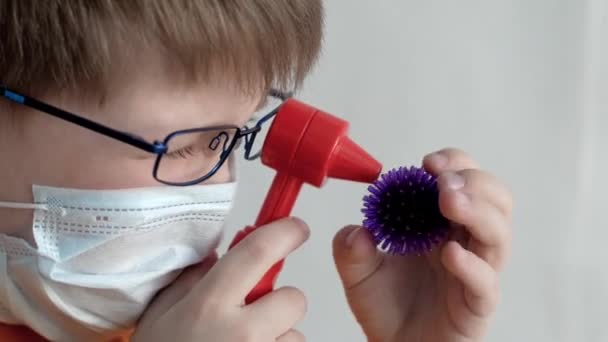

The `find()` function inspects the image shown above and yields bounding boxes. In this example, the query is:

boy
[0,1,512,341]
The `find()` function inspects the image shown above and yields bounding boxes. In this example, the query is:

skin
[130,148,512,342]
[0,57,512,340]
[332,148,513,342]
[0,63,256,244]
[131,217,310,342]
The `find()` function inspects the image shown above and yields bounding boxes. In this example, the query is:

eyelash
[162,129,241,160]
[165,146,197,159]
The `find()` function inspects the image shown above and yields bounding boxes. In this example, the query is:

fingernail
[290,217,310,235]
[345,227,361,248]
[442,172,465,190]
[427,152,448,168]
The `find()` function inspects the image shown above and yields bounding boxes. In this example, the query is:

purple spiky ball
[362,166,449,255]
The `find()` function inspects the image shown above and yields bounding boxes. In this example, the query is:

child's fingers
[423,148,480,174]
[424,147,513,217]
[438,169,513,217]
[138,253,218,325]
[332,226,383,291]
[276,329,306,342]
[171,253,219,299]
[200,217,310,304]
[245,286,307,339]
[439,189,510,270]
[441,241,500,317]
[439,189,510,246]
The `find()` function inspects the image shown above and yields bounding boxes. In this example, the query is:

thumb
[139,253,218,325]
[332,226,383,290]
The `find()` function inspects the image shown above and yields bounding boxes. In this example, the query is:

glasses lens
[156,127,238,184]
[245,95,285,158]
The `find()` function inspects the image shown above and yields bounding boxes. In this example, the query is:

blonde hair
[0,0,324,97]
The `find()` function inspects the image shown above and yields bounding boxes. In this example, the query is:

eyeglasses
[0,86,290,186]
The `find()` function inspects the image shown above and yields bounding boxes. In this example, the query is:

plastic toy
[362,166,449,255]
[228,98,382,304]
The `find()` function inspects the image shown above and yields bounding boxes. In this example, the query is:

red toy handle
[228,173,303,304]
[228,225,284,304]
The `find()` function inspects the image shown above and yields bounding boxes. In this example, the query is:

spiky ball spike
[361,166,449,255]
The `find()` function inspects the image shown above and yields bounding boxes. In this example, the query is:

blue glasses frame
[0,86,290,186]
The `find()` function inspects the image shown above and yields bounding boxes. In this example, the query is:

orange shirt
[0,323,132,341]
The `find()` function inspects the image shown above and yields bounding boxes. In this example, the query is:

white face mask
[0,181,236,341]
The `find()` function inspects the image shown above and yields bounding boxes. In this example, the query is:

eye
[165,145,197,159]
[164,129,235,160]
[155,128,240,183]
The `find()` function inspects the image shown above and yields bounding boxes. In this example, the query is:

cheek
[61,158,158,189]
[203,161,234,184]
[14,115,159,189]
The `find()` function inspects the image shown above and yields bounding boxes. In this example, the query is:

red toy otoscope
[228,98,382,304]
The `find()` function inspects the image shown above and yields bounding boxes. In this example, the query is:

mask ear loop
[0,202,66,216]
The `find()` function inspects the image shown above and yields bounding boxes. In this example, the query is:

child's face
[0,69,262,242]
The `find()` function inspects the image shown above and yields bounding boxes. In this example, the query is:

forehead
[109,80,261,132]
[54,68,265,141]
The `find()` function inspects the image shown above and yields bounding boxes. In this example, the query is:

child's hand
[333,148,512,342]
[132,218,310,342]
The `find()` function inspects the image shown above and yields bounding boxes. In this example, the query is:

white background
[223,1,608,341]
